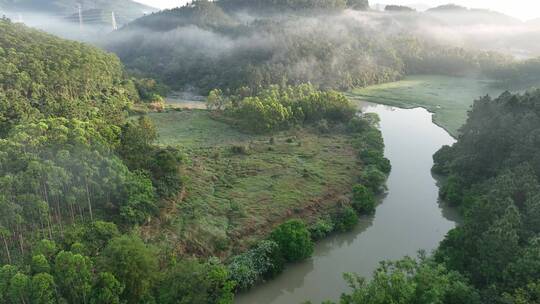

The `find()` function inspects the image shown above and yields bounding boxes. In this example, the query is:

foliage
[329,255,480,304]
[30,273,56,304]
[89,272,124,304]
[309,218,335,241]
[158,258,235,304]
[360,166,388,193]
[119,116,185,198]
[54,251,93,304]
[270,220,314,262]
[385,5,415,11]
[223,84,357,133]
[333,207,359,232]
[30,255,50,274]
[228,240,284,290]
[107,1,510,96]
[0,19,133,136]
[120,171,158,225]
[352,184,376,214]
[432,90,540,302]
[98,235,158,303]
[133,78,170,103]
[487,57,540,89]
[219,0,369,12]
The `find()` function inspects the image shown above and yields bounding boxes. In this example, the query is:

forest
[2,0,540,303]
[317,90,540,303]
[0,13,390,302]
[105,0,513,94]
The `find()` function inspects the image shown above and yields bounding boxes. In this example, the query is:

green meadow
[347,75,504,136]
[145,109,359,256]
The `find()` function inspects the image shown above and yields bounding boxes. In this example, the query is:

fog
[0,10,117,42]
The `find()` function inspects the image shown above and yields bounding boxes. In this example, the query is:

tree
[79,221,120,256]
[207,89,226,110]
[90,272,124,304]
[158,259,235,304]
[120,171,157,225]
[54,251,93,304]
[99,235,158,303]
[119,116,158,170]
[334,256,480,304]
[334,207,359,232]
[30,273,56,304]
[361,166,387,193]
[31,255,50,274]
[32,240,57,261]
[0,265,18,303]
[352,184,376,214]
[270,220,314,262]
[8,272,31,304]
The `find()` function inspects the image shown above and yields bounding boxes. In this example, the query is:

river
[235,102,459,304]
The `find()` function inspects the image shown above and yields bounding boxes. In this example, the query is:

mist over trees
[2,0,540,302]
[106,0,518,94]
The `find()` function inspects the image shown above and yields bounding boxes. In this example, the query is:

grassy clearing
[145,110,359,257]
[346,75,504,137]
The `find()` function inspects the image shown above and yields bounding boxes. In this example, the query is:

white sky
[134,0,540,21]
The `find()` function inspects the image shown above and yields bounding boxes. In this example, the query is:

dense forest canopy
[0,18,136,137]
[2,0,540,302]
[0,19,194,303]
[106,0,515,94]
[0,15,390,303]
[428,90,540,303]
[218,0,370,12]
[384,5,415,12]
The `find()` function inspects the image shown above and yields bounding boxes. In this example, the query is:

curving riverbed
[235,102,459,304]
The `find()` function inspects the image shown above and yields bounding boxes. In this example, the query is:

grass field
[347,75,504,137]
[145,110,360,257]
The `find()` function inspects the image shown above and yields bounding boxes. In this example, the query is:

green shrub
[309,218,335,240]
[334,207,359,232]
[440,175,464,206]
[228,240,284,290]
[158,259,234,304]
[270,220,314,262]
[361,166,387,193]
[352,185,376,214]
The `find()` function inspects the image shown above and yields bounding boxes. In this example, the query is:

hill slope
[0,0,155,17]
[0,18,135,135]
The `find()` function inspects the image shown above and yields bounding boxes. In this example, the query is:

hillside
[0,0,155,20]
[106,0,512,94]
[0,16,391,303]
[426,4,521,26]
[0,18,137,135]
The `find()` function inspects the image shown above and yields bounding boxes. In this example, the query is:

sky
[134,0,540,21]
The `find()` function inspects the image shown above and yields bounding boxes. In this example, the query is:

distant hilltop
[0,0,157,23]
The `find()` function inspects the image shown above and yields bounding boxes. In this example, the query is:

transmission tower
[78,4,83,30]
[111,11,118,30]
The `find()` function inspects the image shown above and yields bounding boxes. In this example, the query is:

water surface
[235,102,458,304]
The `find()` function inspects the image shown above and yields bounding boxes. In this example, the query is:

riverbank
[236,102,458,304]
[143,109,378,258]
[346,75,504,137]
